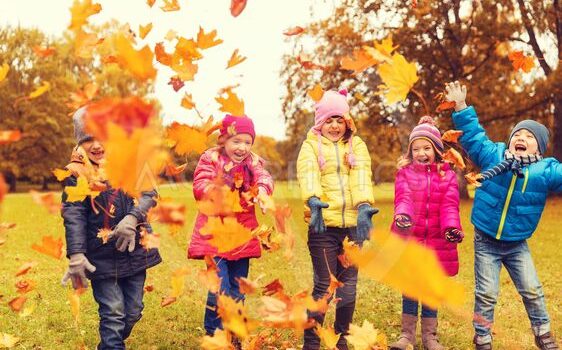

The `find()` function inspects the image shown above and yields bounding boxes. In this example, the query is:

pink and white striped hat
[408,116,444,154]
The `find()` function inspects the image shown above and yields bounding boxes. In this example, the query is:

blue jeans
[91,271,146,350]
[473,229,550,344]
[303,227,359,350]
[402,295,437,318]
[204,257,250,335]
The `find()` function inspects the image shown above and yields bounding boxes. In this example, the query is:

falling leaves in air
[442,148,465,169]
[230,0,247,17]
[215,88,244,116]
[377,53,418,104]
[283,26,305,36]
[307,84,324,102]
[31,235,64,260]
[226,49,247,69]
[508,50,535,73]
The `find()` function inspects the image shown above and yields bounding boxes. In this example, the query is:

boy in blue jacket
[446,81,560,350]
[61,107,161,350]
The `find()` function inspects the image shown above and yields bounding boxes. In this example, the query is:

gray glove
[111,214,138,252]
[61,253,96,289]
[445,81,468,111]
[307,196,329,234]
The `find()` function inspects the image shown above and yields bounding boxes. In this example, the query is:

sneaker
[535,332,559,350]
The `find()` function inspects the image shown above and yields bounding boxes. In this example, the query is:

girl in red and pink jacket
[389,116,463,350]
[187,114,273,341]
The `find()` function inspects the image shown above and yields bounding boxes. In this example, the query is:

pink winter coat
[391,162,461,276]
[187,148,274,260]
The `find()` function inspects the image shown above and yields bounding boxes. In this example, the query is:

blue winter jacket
[452,106,562,241]
[61,175,161,280]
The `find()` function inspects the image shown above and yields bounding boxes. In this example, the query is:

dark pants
[204,257,250,335]
[402,295,438,318]
[303,227,359,350]
[91,270,146,350]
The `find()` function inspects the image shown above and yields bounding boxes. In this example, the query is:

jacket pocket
[477,191,499,208]
[515,205,543,215]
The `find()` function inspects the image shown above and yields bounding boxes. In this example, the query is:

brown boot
[535,332,559,350]
[390,314,418,350]
[421,317,444,350]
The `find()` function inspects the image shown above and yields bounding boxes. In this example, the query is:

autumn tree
[281,0,561,183]
[0,24,152,191]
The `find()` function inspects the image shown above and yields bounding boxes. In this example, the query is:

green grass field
[0,181,560,349]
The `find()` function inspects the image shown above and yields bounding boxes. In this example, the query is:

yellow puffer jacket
[297,130,375,228]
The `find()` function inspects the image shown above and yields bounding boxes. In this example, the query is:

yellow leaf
[19,301,36,318]
[196,184,244,216]
[170,267,189,298]
[346,320,387,350]
[215,89,244,116]
[29,81,51,99]
[171,57,198,81]
[147,0,156,7]
[201,217,253,254]
[181,93,195,110]
[0,333,20,348]
[114,34,157,81]
[165,29,177,41]
[0,63,9,82]
[139,23,153,39]
[217,294,257,339]
[97,228,112,244]
[69,290,81,323]
[176,37,203,60]
[315,325,341,349]
[198,256,221,294]
[197,27,223,49]
[226,49,246,69]
[307,84,324,102]
[104,123,168,199]
[68,0,102,32]
[65,176,100,202]
[166,122,208,155]
[201,329,234,350]
[340,48,378,74]
[342,233,465,309]
[52,168,72,182]
[374,35,399,57]
[160,0,180,12]
[377,53,418,104]
[74,30,102,59]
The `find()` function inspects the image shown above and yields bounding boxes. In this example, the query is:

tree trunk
[41,177,49,191]
[5,172,17,192]
[456,170,469,199]
[552,97,562,161]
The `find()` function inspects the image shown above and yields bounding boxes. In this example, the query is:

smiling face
[410,138,436,165]
[81,139,105,164]
[509,129,539,156]
[321,116,347,142]
[224,133,253,163]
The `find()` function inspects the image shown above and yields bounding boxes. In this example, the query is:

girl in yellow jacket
[297,88,377,350]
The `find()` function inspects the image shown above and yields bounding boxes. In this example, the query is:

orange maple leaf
[139,228,160,250]
[104,123,168,199]
[465,172,484,187]
[84,96,155,140]
[442,130,463,144]
[175,37,203,60]
[181,93,195,110]
[340,48,378,74]
[147,0,156,7]
[196,183,244,216]
[215,88,245,116]
[197,27,223,49]
[160,0,180,12]
[15,280,36,294]
[8,296,27,313]
[442,148,466,169]
[32,46,56,58]
[66,82,98,111]
[114,34,157,81]
[226,49,247,69]
[30,191,60,214]
[217,294,257,339]
[201,217,253,254]
[283,26,305,36]
[139,23,153,39]
[508,50,535,73]
[97,228,112,244]
[164,162,188,177]
[315,325,341,349]
[198,255,221,294]
[166,122,208,155]
[15,261,38,277]
[0,130,22,145]
[31,235,63,260]
[230,0,248,17]
[155,42,174,66]
[307,84,324,102]
[148,200,186,226]
[74,31,102,59]
[68,0,102,32]
[171,57,198,81]
[436,100,456,112]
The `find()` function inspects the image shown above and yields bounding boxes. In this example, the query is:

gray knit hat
[508,120,550,155]
[72,106,93,145]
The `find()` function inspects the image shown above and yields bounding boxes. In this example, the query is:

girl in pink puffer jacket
[389,116,463,350]
[187,114,273,342]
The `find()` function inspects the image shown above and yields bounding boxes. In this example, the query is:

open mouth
[514,144,527,152]
[416,157,430,164]
[90,150,104,157]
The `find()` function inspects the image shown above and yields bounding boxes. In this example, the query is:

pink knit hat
[311,89,356,170]
[408,116,444,154]
[219,114,256,142]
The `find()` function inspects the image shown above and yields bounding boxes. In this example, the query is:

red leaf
[167,76,185,92]
[436,101,456,112]
[283,26,305,36]
[230,0,247,17]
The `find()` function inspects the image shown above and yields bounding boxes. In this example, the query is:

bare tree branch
[480,96,551,123]
[516,0,552,76]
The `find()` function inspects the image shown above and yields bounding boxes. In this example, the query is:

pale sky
[0,0,336,139]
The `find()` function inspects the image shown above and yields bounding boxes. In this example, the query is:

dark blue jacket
[61,175,161,280]
[452,106,562,241]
